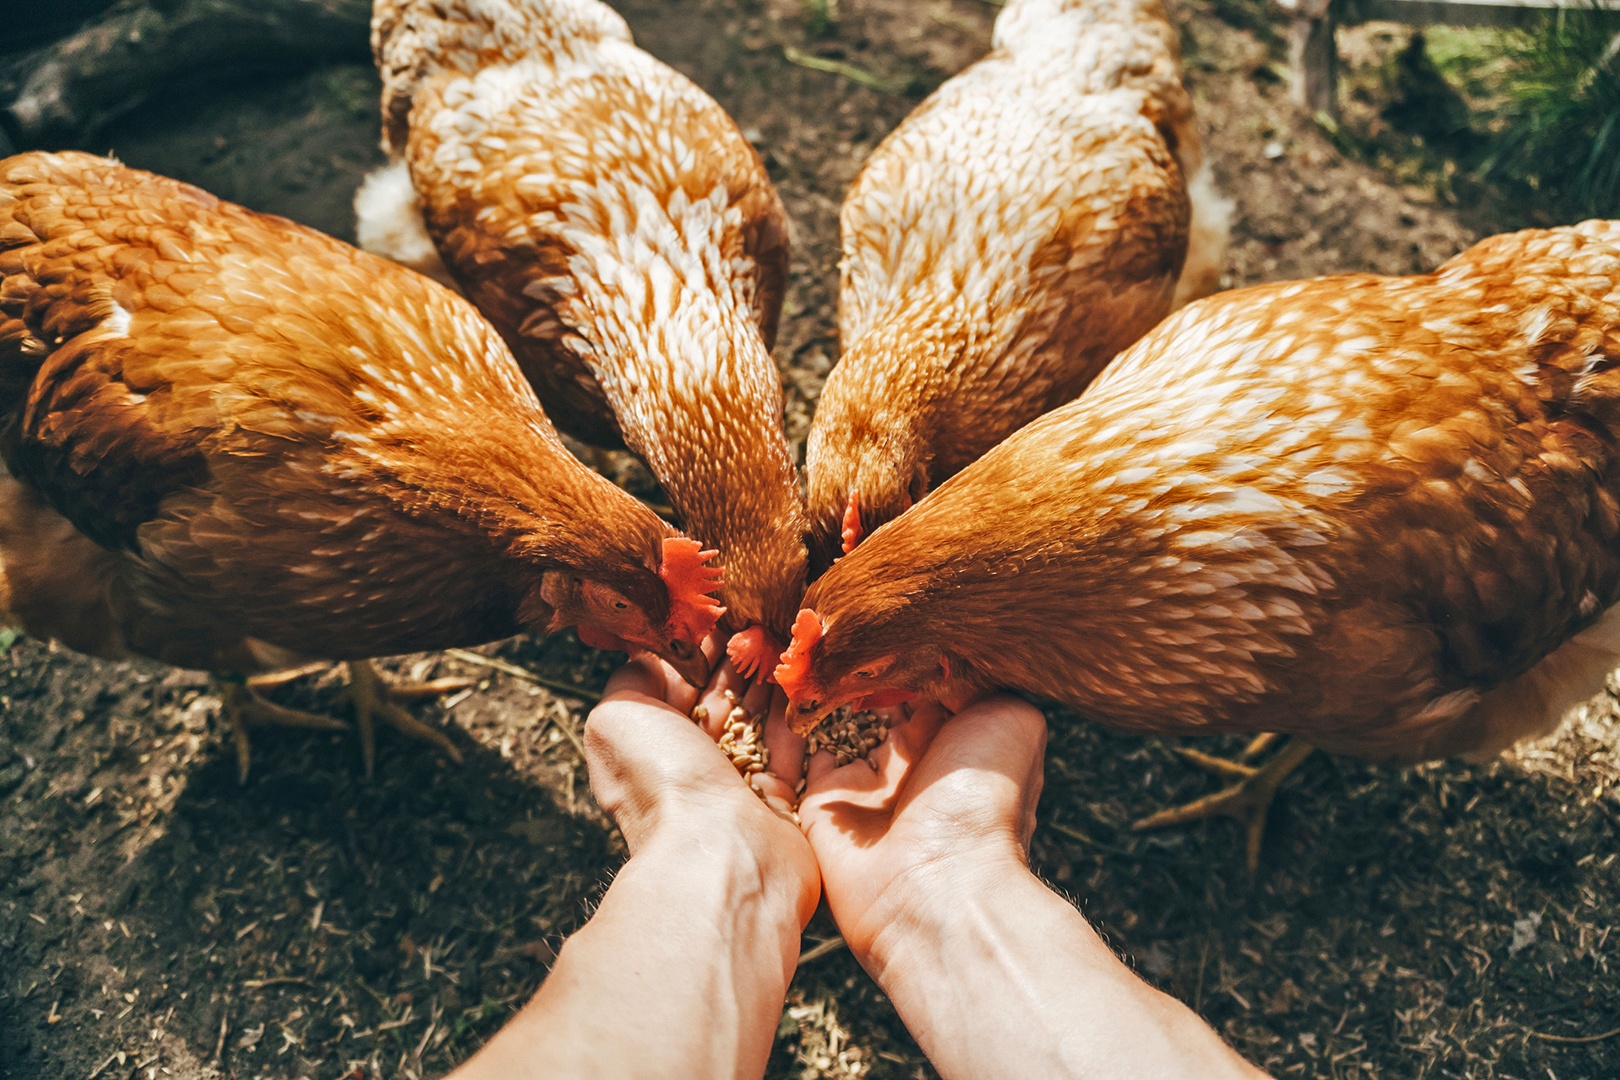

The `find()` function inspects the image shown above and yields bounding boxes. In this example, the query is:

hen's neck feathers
[505,153,806,632]
[567,261,806,632]
[814,0,1199,556]
[354,406,663,583]
[807,309,963,559]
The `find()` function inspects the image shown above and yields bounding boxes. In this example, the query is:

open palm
[797,696,1048,959]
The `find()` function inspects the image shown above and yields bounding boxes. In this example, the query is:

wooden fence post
[1281,0,1341,121]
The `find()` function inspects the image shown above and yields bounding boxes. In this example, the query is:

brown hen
[805,0,1229,570]
[357,0,808,682]
[779,221,1620,866]
[0,151,723,779]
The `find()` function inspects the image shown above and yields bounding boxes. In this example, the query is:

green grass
[802,0,839,36]
[1481,10,1620,217]
[1335,13,1620,221]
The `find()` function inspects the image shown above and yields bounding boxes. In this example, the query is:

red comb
[773,609,824,699]
[840,493,863,556]
[726,626,782,682]
[660,537,725,644]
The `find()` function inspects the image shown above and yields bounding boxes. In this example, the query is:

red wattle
[840,493,864,556]
[577,625,629,652]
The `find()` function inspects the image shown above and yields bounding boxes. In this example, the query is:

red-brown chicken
[0,151,723,779]
[778,221,1620,866]
[804,0,1229,569]
[357,0,808,681]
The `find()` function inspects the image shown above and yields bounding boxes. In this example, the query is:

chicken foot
[340,659,467,780]
[219,677,351,786]
[1132,736,1316,872]
[220,660,469,782]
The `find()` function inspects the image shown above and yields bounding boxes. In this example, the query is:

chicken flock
[4,0,1619,868]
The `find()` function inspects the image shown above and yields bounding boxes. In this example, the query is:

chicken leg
[221,661,469,782]
[1132,735,1316,872]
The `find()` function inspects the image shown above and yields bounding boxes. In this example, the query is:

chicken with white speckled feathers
[805,0,1230,570]
[356,0,808,685]
[0,151,725,780]
[777,221,1620,868]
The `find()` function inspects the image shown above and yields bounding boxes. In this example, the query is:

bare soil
[2,1,1617,1078]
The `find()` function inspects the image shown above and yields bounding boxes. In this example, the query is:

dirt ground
[2,0,1618,1077]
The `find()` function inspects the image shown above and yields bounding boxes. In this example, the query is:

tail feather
[353,160,460,291]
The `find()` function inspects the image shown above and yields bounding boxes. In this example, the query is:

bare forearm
[864,865,1267,1080]
[451,834,804,1080]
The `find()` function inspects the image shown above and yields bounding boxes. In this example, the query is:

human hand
[687,637,808,815]
[454,654,821,1080]
[584,649,818,924]
[799,698,1269,1080]
[797,695,1046,962]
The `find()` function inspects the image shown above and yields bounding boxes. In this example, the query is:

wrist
[632,817,817,933]
[489,812,815,1080]
[852,848,1038,972]
[849,865,1265,1080]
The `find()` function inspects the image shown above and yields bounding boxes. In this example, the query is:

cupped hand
[583,647,819,922]
[797,694,1047,961]
[687,639,808,815]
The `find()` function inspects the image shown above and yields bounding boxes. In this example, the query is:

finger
[697,656,752,739]
[741,664,772,711]
[804,747,839,785]
[748,770,799,817]
[904,694,1045,794]
[658,656,701,716]
[1019,713,1049,850]
[762,687,806,789]
[701,629,725,663]
[884,701,948,756]
[602,654,670,702]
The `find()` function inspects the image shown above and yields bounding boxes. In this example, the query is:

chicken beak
[662,638,712,688]
[789,696,837,736]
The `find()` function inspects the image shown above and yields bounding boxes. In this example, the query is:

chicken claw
[725,627,783,684]
[340,659,467,780]
[219,678,351,786]
[1132,737,1316,872]
[222,661,469,782]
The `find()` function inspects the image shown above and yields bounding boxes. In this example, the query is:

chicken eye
[854,669,875,679]
[612,600,629,610]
